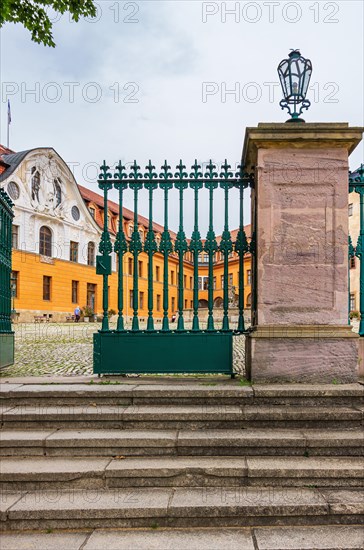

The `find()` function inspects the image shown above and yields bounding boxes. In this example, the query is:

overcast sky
[1,0,363,234]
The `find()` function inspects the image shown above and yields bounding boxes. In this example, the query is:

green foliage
[239,377,252,386]
[82,305,94,318]
[0,0,97,47]
[350,310,360,320]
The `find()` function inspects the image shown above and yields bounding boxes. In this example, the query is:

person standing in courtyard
[74,305,81,323]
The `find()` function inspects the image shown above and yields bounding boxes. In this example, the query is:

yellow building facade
[1,145,252,324]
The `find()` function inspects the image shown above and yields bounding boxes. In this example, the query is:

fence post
[175,161,188,332]
[98,162,113,333]
[144,161,158,332]
[114,162,128,332]
[159,162,173,332]
[190,161,203,332]
[204,161,219,332]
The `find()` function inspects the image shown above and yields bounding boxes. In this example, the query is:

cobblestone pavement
[2,320,358,379]
[0,322,246,378]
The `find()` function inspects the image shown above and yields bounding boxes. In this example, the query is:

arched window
[31,167,40,202]
[246,293,252,307]
[39,226,52,257]
[87,242,95,266]
[54,178,62,206]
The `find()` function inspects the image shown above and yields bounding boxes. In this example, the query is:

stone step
[1,487,363,530]
[1,382,363,407]
[1,404,362,429]
[1,428,363,457]
[1,456,363,491]
[1,526,364,550]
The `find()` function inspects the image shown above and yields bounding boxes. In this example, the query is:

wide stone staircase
[0,379,363,549]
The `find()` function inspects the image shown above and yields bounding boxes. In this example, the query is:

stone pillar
[243,123,363,383]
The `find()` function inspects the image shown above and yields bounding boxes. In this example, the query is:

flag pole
[7,100,11,149]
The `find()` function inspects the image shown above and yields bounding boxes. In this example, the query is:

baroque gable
[2,148,100,237]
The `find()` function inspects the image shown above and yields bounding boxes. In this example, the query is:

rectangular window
[138,260,143,278]
[87,283,96,310]
[156,266,160,282]
[70,241,78,263]
[190,300,193,308]
[156,294,161,311]
[198,276,209,290]
[247,269,252,285]
[184,274,187,288]
[139,291,144,310]
[11,271,19,298]
[171,297,176,312]
[43,276,51,301]
[190,277,193,289]
[171,271,175,285]
[12,225,19,249]
[129,290,134,309]
[184,299,188,309]
[128,257,133,275]
[349,203,353,217]
[87,243,95,266]
[350,257,356,269]
[71,280,79,303]
[350,293,356,312]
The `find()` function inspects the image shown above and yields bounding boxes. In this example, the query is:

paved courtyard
[0,321,246,378]
[1,319,359,379]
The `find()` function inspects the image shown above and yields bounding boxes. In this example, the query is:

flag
[7,100,11,125]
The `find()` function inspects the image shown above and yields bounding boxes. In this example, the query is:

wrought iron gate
[93,160,254,376]
[0,187,14,369]
[349,164,364,333]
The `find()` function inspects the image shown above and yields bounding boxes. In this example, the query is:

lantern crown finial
[278,49,312,123]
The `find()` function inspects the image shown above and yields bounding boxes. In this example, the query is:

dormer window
[88,207,95,219]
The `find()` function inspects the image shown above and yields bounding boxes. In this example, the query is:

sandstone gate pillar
[243,123,363,383]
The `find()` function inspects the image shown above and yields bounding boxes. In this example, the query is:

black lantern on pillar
[277,49,312,122]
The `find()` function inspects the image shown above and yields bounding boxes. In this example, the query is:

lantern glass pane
[302,65,312,96]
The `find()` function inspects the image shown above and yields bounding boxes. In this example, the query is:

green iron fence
[0,187,14,369]
[349,164,364,335]
[94,160,254,376]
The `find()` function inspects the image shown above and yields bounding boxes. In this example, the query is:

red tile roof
[78,184,168,235]
[0,145,15,175]
[0,145,15,156]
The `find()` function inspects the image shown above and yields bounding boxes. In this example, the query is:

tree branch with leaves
[0,0,97,47]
